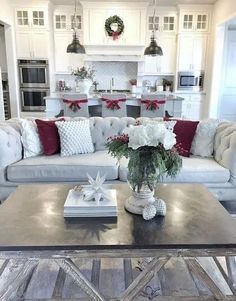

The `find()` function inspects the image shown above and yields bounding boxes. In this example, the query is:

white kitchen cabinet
[15,31,48,59]
[54,33,84,72]
[179,12,209,32]
[148,13,177,33]
[86,9,107,45]
[179,93,204,120]
[123,10,145,45]
[15,8,48,29]
[54,11,82,31]
[144,34,176,75]
[178,34,208,71]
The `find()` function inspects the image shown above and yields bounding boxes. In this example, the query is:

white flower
[123,125,150,149]
[123,123,176,150]
[161,130,176,150]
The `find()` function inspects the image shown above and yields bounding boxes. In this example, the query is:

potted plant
[71,66,95,94]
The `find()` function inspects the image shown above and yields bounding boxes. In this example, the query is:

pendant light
[144,1,163,56]
[67,0,85,54]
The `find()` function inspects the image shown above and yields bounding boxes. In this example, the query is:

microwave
[18,60,49,88]
[177,71,204,91]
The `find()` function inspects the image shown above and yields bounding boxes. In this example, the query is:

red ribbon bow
[63,99,88,112]
[141,99,166,111]
[101,98,126,110]
[112,31,120,40]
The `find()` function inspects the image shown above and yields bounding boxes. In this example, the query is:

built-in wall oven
[177,71,204,91]
[18,59,50,111]
[21,88,49,111]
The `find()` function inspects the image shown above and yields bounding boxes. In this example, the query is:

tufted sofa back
[3,116,163,152]
[214,122,236,185]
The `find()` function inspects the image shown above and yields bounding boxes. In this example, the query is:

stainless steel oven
[21,88,49,111]
[18,59,49,88]
[177,71,204,91]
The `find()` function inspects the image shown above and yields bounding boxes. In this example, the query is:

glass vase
[125,149,159,215]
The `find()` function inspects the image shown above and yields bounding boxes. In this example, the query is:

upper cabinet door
[158,35,176,74]
[179,11,209,32]
[192,35,208,70]
[147,13,177,33]
[178,35,194,71]
[54,14,67,30]
[123,10,143,45]
[15,8,47,29]
[16,10,30,28]
[195,13,209,32]
[177,34,208,71]
[87,9,107,45]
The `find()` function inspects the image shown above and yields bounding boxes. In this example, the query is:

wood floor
[0,256,235,300]
[0,204,235,301]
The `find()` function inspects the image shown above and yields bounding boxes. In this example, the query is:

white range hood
[80,1,148,59]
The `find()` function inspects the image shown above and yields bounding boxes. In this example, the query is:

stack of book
[64,189,117,217]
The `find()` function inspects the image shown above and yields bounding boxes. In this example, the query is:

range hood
[80,1,148,58]
[84,45,145,62]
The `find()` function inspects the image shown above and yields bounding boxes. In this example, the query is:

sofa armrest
[214,122,236,185]
[0,125,22,183]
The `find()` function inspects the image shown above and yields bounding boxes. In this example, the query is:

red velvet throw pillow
[35,119,64,155]
[165,119,199,157]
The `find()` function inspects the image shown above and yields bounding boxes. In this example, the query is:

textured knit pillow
[190,119,220,157]
[20,119,43,158]
[56,120,94,157]
[172,119,199,157]
[35,118,64,155]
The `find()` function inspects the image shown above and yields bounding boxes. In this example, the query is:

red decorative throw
[35,118,64,155]
[63,99,88,112]
[165,118,199,157]
[141,99,166,111]
[101,98,126,110]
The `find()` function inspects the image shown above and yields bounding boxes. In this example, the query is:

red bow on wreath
[141,99,166,111]
[101,98,126,110]
[112,31,120,40]
[63,99,88,112]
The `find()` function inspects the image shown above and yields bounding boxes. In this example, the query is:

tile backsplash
[88,62,138,90]
[55,62,138,92]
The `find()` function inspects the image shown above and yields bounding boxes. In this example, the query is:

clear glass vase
[125,149,159,214]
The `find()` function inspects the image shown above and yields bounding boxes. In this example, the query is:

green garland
[105,15,124,39]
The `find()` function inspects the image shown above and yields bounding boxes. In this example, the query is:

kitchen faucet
[110,77,114,93]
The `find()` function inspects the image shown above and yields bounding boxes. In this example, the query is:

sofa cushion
[119,156,230,183]
[56,120,94,156]
[35,118,64,155]
[7,150,118,182]
[173,119,199,157]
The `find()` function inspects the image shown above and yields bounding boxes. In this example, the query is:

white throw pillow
[20,119,43,158]
[191,119,220,157]
[56,120,94,157]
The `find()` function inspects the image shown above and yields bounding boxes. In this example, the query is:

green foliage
[107,138,182,193]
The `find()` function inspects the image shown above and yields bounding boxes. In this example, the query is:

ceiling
[51,0,217,5]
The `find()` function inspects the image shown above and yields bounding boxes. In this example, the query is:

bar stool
[101,93,127,117]
[140,94,166,118]
[62,94,89,117]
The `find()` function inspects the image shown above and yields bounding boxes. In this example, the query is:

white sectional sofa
[0,117,236,202]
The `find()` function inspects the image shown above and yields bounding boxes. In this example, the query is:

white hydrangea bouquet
[107,123,182,216]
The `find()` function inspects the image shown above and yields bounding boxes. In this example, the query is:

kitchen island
[44,92,184,118]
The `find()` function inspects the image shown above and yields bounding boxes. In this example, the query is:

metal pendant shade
[144,36,163,56]
[67,32,85,54]
[66,0,85,54]
[144,1,163,56]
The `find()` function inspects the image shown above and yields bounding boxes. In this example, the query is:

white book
[64,188,117,217]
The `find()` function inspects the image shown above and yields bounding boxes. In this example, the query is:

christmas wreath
[105,15,124,40]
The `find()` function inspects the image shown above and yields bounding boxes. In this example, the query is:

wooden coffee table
[0,183,236,301]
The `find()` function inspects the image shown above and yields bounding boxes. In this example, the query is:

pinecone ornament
[142,204,157,220]
[153,198,166,216]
